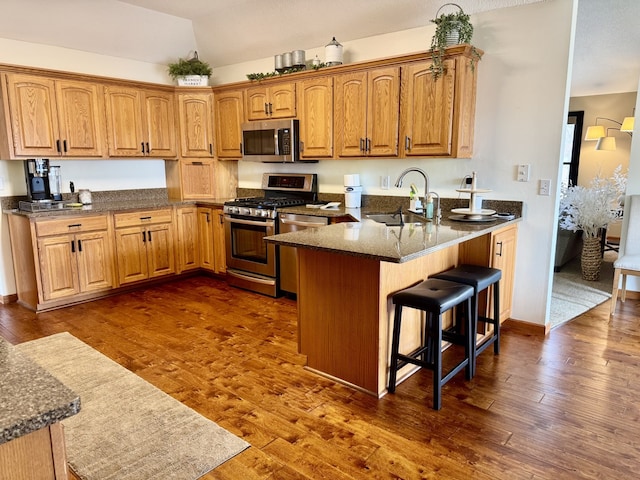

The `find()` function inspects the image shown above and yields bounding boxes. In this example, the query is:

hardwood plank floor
[2,275,639,479]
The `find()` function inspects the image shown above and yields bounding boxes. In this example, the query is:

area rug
[15,332,249,480]
[550,254,614,329]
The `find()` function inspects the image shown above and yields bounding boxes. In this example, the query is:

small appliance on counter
[24,158,52,201]
[344,174,362,208]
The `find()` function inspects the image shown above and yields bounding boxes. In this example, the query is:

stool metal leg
[493,281,500,355]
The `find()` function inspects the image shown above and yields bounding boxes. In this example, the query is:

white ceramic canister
[325,37,343,66]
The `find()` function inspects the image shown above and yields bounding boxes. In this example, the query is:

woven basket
[177,75,209,87]
[581,236,602,281]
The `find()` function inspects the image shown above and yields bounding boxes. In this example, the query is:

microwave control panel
[279,128,291,155]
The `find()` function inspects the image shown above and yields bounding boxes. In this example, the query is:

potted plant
[559,166,627,280]
[168,51,212,86]
[429,3,478,79]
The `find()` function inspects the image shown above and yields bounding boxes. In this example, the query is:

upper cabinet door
[177,92,215,157]
[55,80,106,157]
[400,59,455,157]
[104,86,146,157]
[367,67,400,157]
[143,89,177,158]
[297,77,333,159]
[4,74,61,157]
[214,90,244,159]
[334,71,368,157]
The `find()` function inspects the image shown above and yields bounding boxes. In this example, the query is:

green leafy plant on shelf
[246,63,328,82]
[429,3,480,79]
[167,52,213,80]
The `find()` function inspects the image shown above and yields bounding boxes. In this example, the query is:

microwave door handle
[274,130,280,155]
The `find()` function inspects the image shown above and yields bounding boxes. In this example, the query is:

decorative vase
[581,235,602,281]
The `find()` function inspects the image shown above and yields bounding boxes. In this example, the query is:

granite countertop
[265,210,521,263]
[0,337,80,445]
[3,197,232,218]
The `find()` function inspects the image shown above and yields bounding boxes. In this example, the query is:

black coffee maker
[24,159,52,201]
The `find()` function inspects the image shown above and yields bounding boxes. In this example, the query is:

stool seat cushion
[393,279,474,314]
[432,264,502,291]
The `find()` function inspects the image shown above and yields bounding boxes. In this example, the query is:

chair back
[619,194,640,257]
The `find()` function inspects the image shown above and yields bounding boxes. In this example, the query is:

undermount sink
[365,212,429,226]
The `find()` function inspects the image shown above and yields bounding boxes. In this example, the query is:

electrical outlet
[381,175,390,190]
[517,164,530,182]
[539,179,551,196]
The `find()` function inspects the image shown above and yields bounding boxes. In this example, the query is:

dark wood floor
[2,275,640,479]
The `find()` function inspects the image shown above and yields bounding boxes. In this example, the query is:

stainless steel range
[223,173,318,297]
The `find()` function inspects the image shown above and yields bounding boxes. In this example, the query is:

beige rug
[15,332,249,480]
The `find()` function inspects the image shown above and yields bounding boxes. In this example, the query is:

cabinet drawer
[114,209,173,228]
[35,215,108,236]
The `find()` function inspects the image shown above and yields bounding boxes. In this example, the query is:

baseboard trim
[0,294,18,305]
[502,318,547,336]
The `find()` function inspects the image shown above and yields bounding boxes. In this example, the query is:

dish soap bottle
[425,194,434,219]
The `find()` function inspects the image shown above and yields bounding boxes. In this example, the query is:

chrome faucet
[394,167,430,217]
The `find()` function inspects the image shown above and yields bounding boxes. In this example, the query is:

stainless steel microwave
[241,119,300,163]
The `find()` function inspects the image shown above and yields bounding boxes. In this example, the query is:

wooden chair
[611,194,640,316]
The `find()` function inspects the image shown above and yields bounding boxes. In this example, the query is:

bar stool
[431,265,502,377]
[388,278,474,410]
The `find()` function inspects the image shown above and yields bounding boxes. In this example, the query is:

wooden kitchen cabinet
[104,86,176,158]
[35,215,114,302]
[177,90,215,157]
[114,209,176,285]
[197,206,226,274]
[214,90,244,159]
[296,77,333,159]
[2,73,106,158]
[400,54,477,158]
[334,67,400,157]
[180,159,216,199]
[490,224,518,322]
[176,206,199,273]
[245,82,295,120]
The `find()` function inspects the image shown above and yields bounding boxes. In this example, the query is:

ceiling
[0,0,638,97]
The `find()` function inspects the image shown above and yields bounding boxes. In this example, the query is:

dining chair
[611,194,640,315]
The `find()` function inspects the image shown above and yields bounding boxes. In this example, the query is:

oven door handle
[225,215,275,228]
[280,218,328,228]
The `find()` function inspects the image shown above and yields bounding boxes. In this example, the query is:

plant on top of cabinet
[168,51,212,86]
[429,3,480,79]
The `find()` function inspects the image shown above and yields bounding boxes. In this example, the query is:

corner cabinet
[1,73,106,158]
[334,67,400,157]
[296,77,334,159]
[400,53,477,158]
[177,90,215,157]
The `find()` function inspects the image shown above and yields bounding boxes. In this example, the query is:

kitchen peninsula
[265,209,520,396]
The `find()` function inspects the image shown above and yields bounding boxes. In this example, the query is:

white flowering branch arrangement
[559,165,627,238]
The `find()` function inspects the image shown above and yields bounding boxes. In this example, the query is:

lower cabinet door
[146,223,176,278]
[38,234,80,301]
[115,227,149,285]
[197,207,215,271]
[76,231,115,293]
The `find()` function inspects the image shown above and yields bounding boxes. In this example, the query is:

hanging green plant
[429,3,480,79]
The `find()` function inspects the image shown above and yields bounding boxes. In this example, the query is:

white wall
[0,1,583,328]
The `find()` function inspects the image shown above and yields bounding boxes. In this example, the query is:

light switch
[539,179,551,196]
[517,164,530,182]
